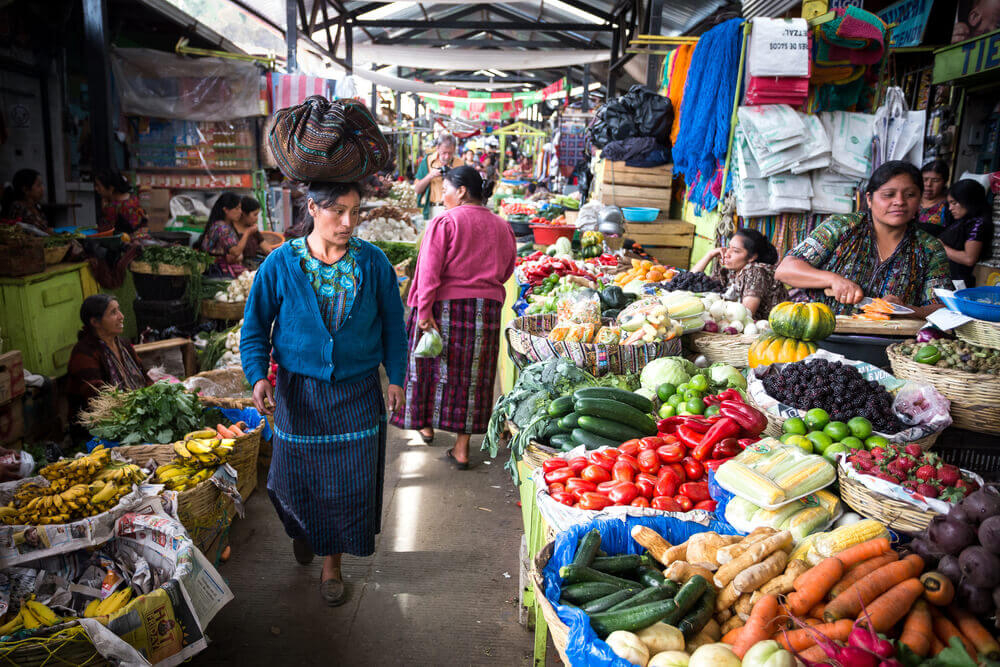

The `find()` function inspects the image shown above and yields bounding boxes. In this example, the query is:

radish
[849,607,895,659]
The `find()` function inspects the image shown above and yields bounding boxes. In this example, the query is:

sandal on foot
[419,429,434,444]
[292,538,314,565]
[320,577,348,606]
[445,448,470,471]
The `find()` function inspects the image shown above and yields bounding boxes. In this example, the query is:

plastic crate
[131,272,189,301]
[934,427,1000,481]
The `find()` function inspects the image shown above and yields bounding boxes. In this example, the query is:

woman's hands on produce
[252,379,275,416]
[386,384,404,415]
[418,316,438,331]
[828,274,864,305]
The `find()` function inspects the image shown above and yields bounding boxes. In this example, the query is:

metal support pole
[582,64,590,112]
[286,0,298,72]
[370,65,377,112]
[345,19,354,73]
[607,18,620,96]
[646,0,664,89]
[82,0,113,172]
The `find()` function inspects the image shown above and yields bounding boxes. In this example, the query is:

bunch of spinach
[140,245,214,312]
[86,382,202,445]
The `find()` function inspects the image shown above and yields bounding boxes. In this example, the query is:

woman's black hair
[921,159,950,182]
[948,179,990,220]
[95,168,131,194]
[240,195,261,214]
[866,160,924,196]
[300,181,363,235]
[1,169,40,216]
[733,228,779,265]
[79,294,117,336]
[207,192,242,225]
[444,165,493,201]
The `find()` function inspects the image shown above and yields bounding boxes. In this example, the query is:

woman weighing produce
[691,229,788,318]
[775,161,949,318]
[939,179,993,287]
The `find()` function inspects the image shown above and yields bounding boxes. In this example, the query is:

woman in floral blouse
[95,169,148,236]
[776,161,949,317]
[918,160,950,230]
[692,229,788,318]
[200,192,257,276]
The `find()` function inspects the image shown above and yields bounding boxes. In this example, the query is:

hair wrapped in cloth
[268,95,391,182]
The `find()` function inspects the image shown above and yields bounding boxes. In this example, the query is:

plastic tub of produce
[530,223,574,246]
[949,286,1000,322]
[621,206,660,222]
[818,333,896,367]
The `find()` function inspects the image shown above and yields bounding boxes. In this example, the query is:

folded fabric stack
[745,18,811,107]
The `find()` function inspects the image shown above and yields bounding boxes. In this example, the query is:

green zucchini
[571,428,620,450]
[574,398,657,435]
[577,415,645,442]
[588,600,679,637]
[549,433,575,451]
[573,387,653,413]
[572,529,602,568]
[559,582,622,605]
[580,588,642,614]
[559,441,575,452]
[547,396,575,418]
[636,564,668,588]
[605,585,674,612]
[558,564,638,589]
[590,554,651,574]
[558,412,582,431]
[678,588,717,639]
[662,575,708,625]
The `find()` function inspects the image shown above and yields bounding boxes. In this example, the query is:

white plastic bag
[415,329,443,358]
[747,18,810,78]
[892,382,953,431]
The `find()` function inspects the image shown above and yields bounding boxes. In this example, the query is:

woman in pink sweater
[391,166,516,469]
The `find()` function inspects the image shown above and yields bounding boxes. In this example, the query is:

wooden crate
[597,162,673,209]
[622,219,694,270]
[600,161,673,186]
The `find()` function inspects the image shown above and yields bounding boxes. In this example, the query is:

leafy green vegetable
[372,240,418,266]
[640,357,692,390]
[141,245,214,313]
[707,363,747,391]
[84,382,203,445]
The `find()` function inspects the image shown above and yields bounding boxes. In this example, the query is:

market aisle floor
[196,417,555,665]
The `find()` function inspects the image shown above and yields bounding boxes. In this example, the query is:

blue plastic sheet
[542,515,739,666]
[707,469,740,532]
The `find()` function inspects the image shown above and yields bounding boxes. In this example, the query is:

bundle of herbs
[140,245,213,313]
[79,381,203,445]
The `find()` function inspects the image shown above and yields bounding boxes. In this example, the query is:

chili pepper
[608,481,639,505]
[702,393,723,407]
[637,449,661,475]
[612,460,636,483]
[681,417,715,434]
[674,495,694,511]
[655,471,678,498]
[552,491,576,507]
[656,416,686,434]
[711,437,742,459]
[667,462,686,484]
[738,438,758,450]
[581,465,611,484]
[719,400,768,437]
[679,481,711,503]
[694,500,717,512]
[635,473,657,499]
[675,424,704,450]
[578,492,613,511]
[618,440,640,457]
[703,457,732,473]
[717,388,744,403]
[656,443,686,464]
[548,482,566,494]
[542,459,568,473]
[692,417,741,460]
[652,496,681,512]
[631,496,650,508]
[567,456,589,475]
[682,456,705,481]
[544,467,575,485]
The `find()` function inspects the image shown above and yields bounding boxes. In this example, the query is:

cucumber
[547,396,575,418]
[572,529,602,568]
[678,588,717,639]
[577,415,645,442]
[571,428,620,450]
[574,398,657,435]
[541,420,565,439]
[588,600,679,638]
[549,433,575,451]
[606,585,674,612]
[636,564,668,588]
[662,575,709,625]
[581,588,643,614]
[559,441,575,452]
[558,412,582,431]
[558,564,639,589]
[590,554,651,574]
[560,582,622,605]
[574,387,653,413]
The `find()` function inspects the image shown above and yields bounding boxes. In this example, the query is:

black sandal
[419,429,434,444]
[445,448,470,471]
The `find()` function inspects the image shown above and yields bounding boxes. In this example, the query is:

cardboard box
[0,398,24,445]
[0,351,25,405]
[139,188,172,232]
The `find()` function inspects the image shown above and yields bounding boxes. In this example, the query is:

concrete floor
[194,423,548,666]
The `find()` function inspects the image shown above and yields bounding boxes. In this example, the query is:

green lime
[658,403,676,419]
[689,374,709,392]
[656,383,677,402]
[667,393,684,408]
[823,421,850,442]
[840,436,864,450]
[677,408,692,416]
[823,443,849,463]
[685,398,706,415]
[847,417,873,439]
[807,431,834,454]
[780,432,797,444]
[676,383,691,395]
[805,408,830,431]
[785,435,813,453]
[864,435,889,450]
[704,404,720,417]
[782,417,808,436]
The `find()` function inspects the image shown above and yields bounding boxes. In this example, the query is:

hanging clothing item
[601,137,670,167]
[817,6,887,66]
[666,44,695,146]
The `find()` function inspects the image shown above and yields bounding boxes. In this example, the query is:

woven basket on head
[837,465,935,535]
[531,541,571,665]
[687,331,754,367]
[887,344,1000,436]
[955,319,1000,351]
[200,299,245,321]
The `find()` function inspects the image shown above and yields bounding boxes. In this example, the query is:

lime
[823,442,849,463]
[667,393,684,408]
[780,433,797,444]
[823,421,850,442]
[840,436,864,450]
[847,417,873,439]
[677,408,692,416]
[676,383,691,395]
[864,435,889,450]
[658,403,677,419]
[685,398,706,415]
[684,390,704,402]
[807,431,834,454]
[656,383,677,402]
[704,404,720,417]
[689,374,709,392]
[805,408,830,431]
[785,435,813,453]
[783,417,808,436]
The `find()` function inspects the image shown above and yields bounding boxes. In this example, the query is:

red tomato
[596,480,619,494]
[616,453,640,471]
[547,482,566,494]
[667,462,687,484]
[581,464,611,484]
[634,473,656,499]
[578,492,613,511]
[551,491,575,506]
[567,456,589,475]
[694,500,718,511]
[630,496,651,508]
[703,457,732,473]
[637,449,661,475]
[603,448,621,459]
[680,481,711,503]
[589,451,616,472]
[618,440,641,457]
[544,468,575,485]
[542,458,568,473]
[656,443,686,464]
[651,496,682,512]
[565,478,596,499]
[640,436,665,450]
[674,494,694,511]
[654,474,678,498]
[612,461,636,483]
[608,481,639,505]
[682,457,705,482]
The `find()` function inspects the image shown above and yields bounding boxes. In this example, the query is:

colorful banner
[419,79,566,120]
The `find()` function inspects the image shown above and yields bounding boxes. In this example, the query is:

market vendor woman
[241,181,406,606]
[692,229,787,318]
[775,161,949,318]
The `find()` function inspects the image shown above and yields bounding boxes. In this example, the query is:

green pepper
[915,345,941,364]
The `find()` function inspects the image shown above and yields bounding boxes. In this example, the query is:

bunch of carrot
[215,421,247,439]
[853,297,895,321]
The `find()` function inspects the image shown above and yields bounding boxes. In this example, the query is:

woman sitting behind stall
[66,295,150,443]
[691,229,788,318]
[939,179,993,287]
[200,192,259,276]
[775,160,949,318]
[918,160,950,231]
[1,169,50,233]
[94,169,149,236]
[237,195,281,261]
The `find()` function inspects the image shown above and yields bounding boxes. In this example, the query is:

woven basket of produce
[687,331,754,367]
[888,341,1000,435]
[505,314,681,377]
[191,367,254,409]
[43,244,69,266]
[0,623,102,666]
[955,319,1000,351]
[130,261,197,276]
[200,299,245,321]
[837,465,935,534]
[531,541,572,665]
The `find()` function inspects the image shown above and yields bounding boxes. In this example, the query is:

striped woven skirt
[268,369,386,557]
[391,297,502,435]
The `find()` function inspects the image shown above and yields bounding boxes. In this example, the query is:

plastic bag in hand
[893,381,952,430]
[415,329,443,358]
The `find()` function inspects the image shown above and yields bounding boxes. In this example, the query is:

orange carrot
[823,554,924,622]
[732,594,779,658]
[721,626,743,645]
[798,644,830,662]
[930,635,945,655]
[833,537,891,569]
[775,619,854,652]
[860,577,925,633]
[829,551,899,599]
[899,600,933,657]
[229,424,245,437]
[787,557,844,617]
[948,605,1000,661]
[216,423,235,438]
[931,607,976,659]
[807,601,826,619]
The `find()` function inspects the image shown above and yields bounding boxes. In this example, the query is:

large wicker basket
[531,541,572,665]
[0,623,102,666]
[505,314,682,376]
[200,299,245,321]
[887,343,1000,436]
[837,465,935,534]
[687,331,754,367]
[130,260,198,276]
[191,367,254,409]
[955,319,1000,351]
[43,244,69,266]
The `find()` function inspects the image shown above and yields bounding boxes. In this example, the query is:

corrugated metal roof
[739,0,801,19]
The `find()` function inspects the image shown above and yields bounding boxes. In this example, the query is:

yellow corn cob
[814,519,889,557]
[773,458,835,498]
[782,506,832,542]
[811,489,841,517]
[715,461,786,507]
[789,531,822,563]
[753,502,805,529]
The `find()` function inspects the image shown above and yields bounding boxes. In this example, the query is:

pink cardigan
[408,205,517,322]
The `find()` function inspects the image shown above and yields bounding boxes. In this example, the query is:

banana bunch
[154,463,214,492]
[171,430,235,469]
[0,597,62,635]
[83,587,133,618]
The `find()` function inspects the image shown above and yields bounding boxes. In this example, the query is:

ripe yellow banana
[94,588,133,616]
[0,611,23,634]
[184,429,218,440]
[185,439,219,455]
[20,605,42,629]
[91,482,118,505]
[24,600,57,626]
[173,441,193,459]
[83,598,101,618]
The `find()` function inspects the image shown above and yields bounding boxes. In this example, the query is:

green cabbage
[640,357,692,390]
[707,363,747,390]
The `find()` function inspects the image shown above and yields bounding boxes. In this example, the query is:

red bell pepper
[542,458,568,473]
[637,449,661,475]
[656,443,686,464]
[618,440,640,457]
[544,468,575,485]
[667,462,687,484]
[578,492,613,511]
[566,478,596,498]
[630,496,650,508]
[596,480,619,494]
[692,417,741,460]
[567,456,589,475]
[680,481,711,503]
[682,456,705,481]
[711,437,742,459]
[639,436,664,450]
[680,417,715,434]
[703,457,733,473]
[719,400,768,437]
[652,496,682,512]
[552,491,576,506]
[674,495,694,511]
[675,424,704,450]
[608,481,639,505]
[654,471,678,498]
[738,437,758,450]
[694,499,718,511]
[612,460,636,483]
[548,482,566,494]
[716,388,744,404]
[656,417,686,434]
[635,473,657,499]
[581,465,611,484]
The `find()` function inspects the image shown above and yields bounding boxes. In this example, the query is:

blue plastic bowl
[951,286,1000,322]
[621,207,660,222]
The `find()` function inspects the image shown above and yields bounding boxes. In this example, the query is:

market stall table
[821,317,926,367]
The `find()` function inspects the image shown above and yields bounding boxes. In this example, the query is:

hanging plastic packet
[415,329,443,358]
